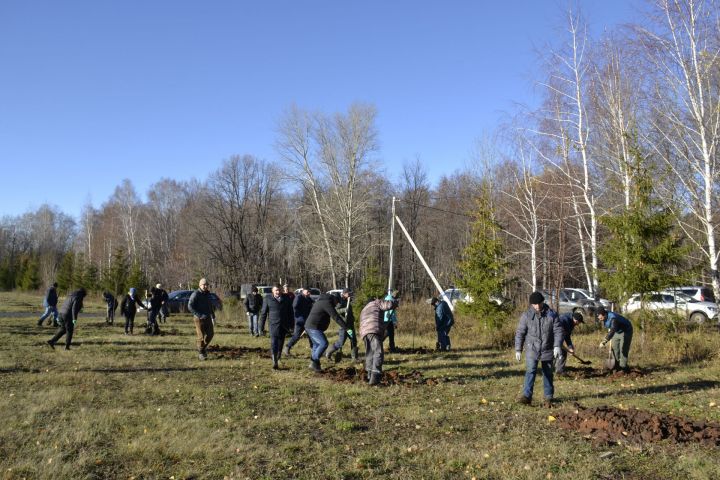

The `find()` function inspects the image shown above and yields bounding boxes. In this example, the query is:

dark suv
[166,290,223,313]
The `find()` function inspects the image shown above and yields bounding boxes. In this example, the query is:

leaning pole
[393,213,454,312]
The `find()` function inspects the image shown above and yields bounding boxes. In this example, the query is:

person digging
[555,311,584,375]
[597,307,633,373]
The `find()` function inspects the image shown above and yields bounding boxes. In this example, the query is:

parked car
[542,289,596,316]
[666,286,716,304]
[326,289,344,300]
[443,287,473,305]
[166,290,223,313]
[294,287,321,301]
[623,291,718,323]
[562,288,612,309]
[256,285,274,296]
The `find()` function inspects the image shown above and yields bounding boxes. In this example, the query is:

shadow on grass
[81,366,203,373]
[564,379,720,402]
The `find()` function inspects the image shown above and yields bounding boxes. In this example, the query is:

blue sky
[0,0,641,219]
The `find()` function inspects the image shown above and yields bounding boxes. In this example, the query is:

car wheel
[689,312,707,324]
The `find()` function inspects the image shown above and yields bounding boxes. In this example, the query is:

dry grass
[1,291,720,479]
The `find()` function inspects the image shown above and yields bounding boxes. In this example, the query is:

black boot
[271,353,279,370]
[351,347,359,362]
[309,359,321,372]
[368,372,381,385]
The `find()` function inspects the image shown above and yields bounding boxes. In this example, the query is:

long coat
[259,294,294,335]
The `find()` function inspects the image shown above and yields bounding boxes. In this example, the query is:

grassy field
[1,291,720,479]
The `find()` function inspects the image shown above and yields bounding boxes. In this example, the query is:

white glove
[553,347,561,359]
[515,351,521,362]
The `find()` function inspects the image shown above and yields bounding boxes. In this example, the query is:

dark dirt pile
[562,366,647,381]
[320,366,444,386]
[555,404,720,446]
[207,345,269,359]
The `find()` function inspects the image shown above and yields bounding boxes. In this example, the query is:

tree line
[1,0,719,310]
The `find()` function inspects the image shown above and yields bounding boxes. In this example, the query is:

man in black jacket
[243,286,263,336]
[120,287,146,335]
[102,291,118,325]
[305,293,347,372]
[188,278,216,361]
[47,288,86,350]
[325,289,358,362]
[283,287,314,357]
[259,285,294,369]
[145,285,166,335]
[155,283,170,323]
[37,282,60,327]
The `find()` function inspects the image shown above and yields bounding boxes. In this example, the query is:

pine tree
[356,261,386,307]
[56,251,75,292]
[84,263,99,292]
[457,186,512,330]
[598,143,690,305]
[127,260,147,293]
[102,249,129,296]
[72,253,87,290]
[19,256,41,290]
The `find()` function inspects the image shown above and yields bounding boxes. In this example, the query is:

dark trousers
[106,304,115,324]
[49,314,74,348]
[147,308,160,334]
[384,322,396,351]
[270,329,287,357]
[436,325,451,350]
[332,322,357,350]
[159,305,169,323]
[124,312,136,334]
[286,317,312,350]
[364,334,384,374]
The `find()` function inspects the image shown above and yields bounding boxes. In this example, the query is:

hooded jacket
[514,304,563,362]
[359,299,398,338]
[434,300,454,330]
[305,293,346,332]
[59,290,86,321]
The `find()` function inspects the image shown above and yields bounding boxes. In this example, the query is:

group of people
[514,291,633,407]
[37,283,171,349]
[37,279,635,396]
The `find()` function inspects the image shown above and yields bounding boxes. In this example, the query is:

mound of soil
[207,344,269,359]
[320,366,442,386]
[555,404,720,446]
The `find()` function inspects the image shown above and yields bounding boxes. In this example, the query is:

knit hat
[572,311,584,323]
[597,307,608,317]
[129,288,136,295]
[529,291,544,305]
[156,283,162,289]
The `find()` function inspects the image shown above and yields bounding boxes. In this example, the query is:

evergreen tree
[19,256,41,290]
[598,143,690,305]
[356,261,386,307]
[457,186,512,330]
[84,263,99,292]
[127,260,147,293]
[72,253,87,290]
[56,251,75,292]
[102,249,129,296]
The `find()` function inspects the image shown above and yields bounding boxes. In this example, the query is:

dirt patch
[555,404,720,446]
[207,344,269,359]
[320,366,450,386]
[386,347,435,355]
[562,366,648,381]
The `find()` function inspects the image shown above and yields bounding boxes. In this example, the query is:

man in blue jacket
[283,287,314,357]
[431,296,454,351]
[37,282,59,327]
[597,307,633,372]
[514,291,563,407]
[555,311,584,375]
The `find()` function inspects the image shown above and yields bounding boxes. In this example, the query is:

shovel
[603,346,616,370]
[563,347,592,365]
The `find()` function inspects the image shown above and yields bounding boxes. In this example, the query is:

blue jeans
[247,313,259,335]
[523,357,554,400]
[38,306,58,325]
[305,328,328,361]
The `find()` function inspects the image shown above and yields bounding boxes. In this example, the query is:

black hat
[572,311,584,323]
[529,291,544,305]
[597,307,608,317]
[430,297,439,306]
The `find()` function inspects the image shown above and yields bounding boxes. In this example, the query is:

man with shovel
[555,311,584,375]
[597,307,633,373]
